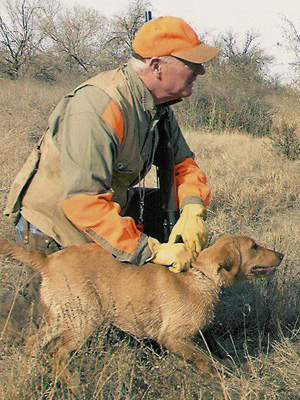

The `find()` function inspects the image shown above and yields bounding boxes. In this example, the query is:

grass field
[0,78,300,399]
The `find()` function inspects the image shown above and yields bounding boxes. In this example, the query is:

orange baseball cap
[132,16,220,64]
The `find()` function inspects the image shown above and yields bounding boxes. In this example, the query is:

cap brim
[171,42,220,64]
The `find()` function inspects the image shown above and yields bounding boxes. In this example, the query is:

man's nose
[195,64,205,76]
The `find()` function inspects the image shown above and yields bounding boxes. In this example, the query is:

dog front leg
[201,329,226,359]
[160,336,217,377]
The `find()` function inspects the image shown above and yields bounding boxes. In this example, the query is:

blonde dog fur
[0,235,283,383]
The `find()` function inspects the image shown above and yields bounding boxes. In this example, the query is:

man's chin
[180,89,193,98]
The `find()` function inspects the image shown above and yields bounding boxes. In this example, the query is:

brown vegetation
[0,2,300,397]
[0,75,300,398]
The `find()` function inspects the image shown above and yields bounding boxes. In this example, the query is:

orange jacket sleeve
[61,192,151,265]
[174,157,211,208]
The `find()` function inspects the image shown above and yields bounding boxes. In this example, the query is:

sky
[64,0,300,83]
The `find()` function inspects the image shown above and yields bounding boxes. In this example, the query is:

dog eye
[251,243,258,250]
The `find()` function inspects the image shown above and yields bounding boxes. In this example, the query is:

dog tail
[0,240,47,272]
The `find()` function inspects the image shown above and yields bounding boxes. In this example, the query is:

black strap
[155,110,179,241]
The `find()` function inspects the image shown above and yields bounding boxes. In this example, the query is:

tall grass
[0,78,300,399]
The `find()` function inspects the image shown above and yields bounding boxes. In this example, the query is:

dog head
[193,235,284,288]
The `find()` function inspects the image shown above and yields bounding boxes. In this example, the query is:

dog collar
[219,286,225,300]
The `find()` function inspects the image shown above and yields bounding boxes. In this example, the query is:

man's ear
[149,57,162,78]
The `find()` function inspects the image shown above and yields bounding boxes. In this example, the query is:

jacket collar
[123,62,156,113]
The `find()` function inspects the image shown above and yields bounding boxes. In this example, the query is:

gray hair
[130,55,175,73]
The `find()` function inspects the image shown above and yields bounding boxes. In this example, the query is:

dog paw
[195,359,218,377]
[195,358,234,379]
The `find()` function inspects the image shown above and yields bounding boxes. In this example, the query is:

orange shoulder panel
[101,100,124,145]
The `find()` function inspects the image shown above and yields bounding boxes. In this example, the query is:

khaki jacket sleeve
[58,86,151,265]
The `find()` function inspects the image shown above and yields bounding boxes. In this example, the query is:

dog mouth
[251,266,277,276]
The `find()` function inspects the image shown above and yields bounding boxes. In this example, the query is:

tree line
[1,0,299,83]
[0,0,149,80]
[1,0,299,159]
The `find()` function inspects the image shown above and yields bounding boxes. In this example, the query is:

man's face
[159,57,205,101]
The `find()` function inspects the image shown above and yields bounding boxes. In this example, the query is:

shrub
[173,32,275,136]
[175,70,273,136]
[269,120,300,160]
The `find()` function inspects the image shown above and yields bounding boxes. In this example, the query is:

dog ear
[217,243,241,275]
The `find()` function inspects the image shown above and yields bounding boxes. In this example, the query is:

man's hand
[148,237,196,273]
[168,203,208,255]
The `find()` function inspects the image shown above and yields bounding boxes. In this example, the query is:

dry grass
[1,79,300,399]
[267,88,300,131]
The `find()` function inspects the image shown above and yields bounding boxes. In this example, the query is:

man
[5,16,219,273]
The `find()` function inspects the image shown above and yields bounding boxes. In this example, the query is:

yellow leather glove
[168,203,208,255]
[148,237,196,273]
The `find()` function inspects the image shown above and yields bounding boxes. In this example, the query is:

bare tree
[280,16,300,73]
[0,0,45,78]
[106,0,152,64]
[219,29,272,68]
[40,4,109,74]
[0,0,156,80]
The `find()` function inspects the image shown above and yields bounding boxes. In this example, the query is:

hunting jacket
[5,62,210,265]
